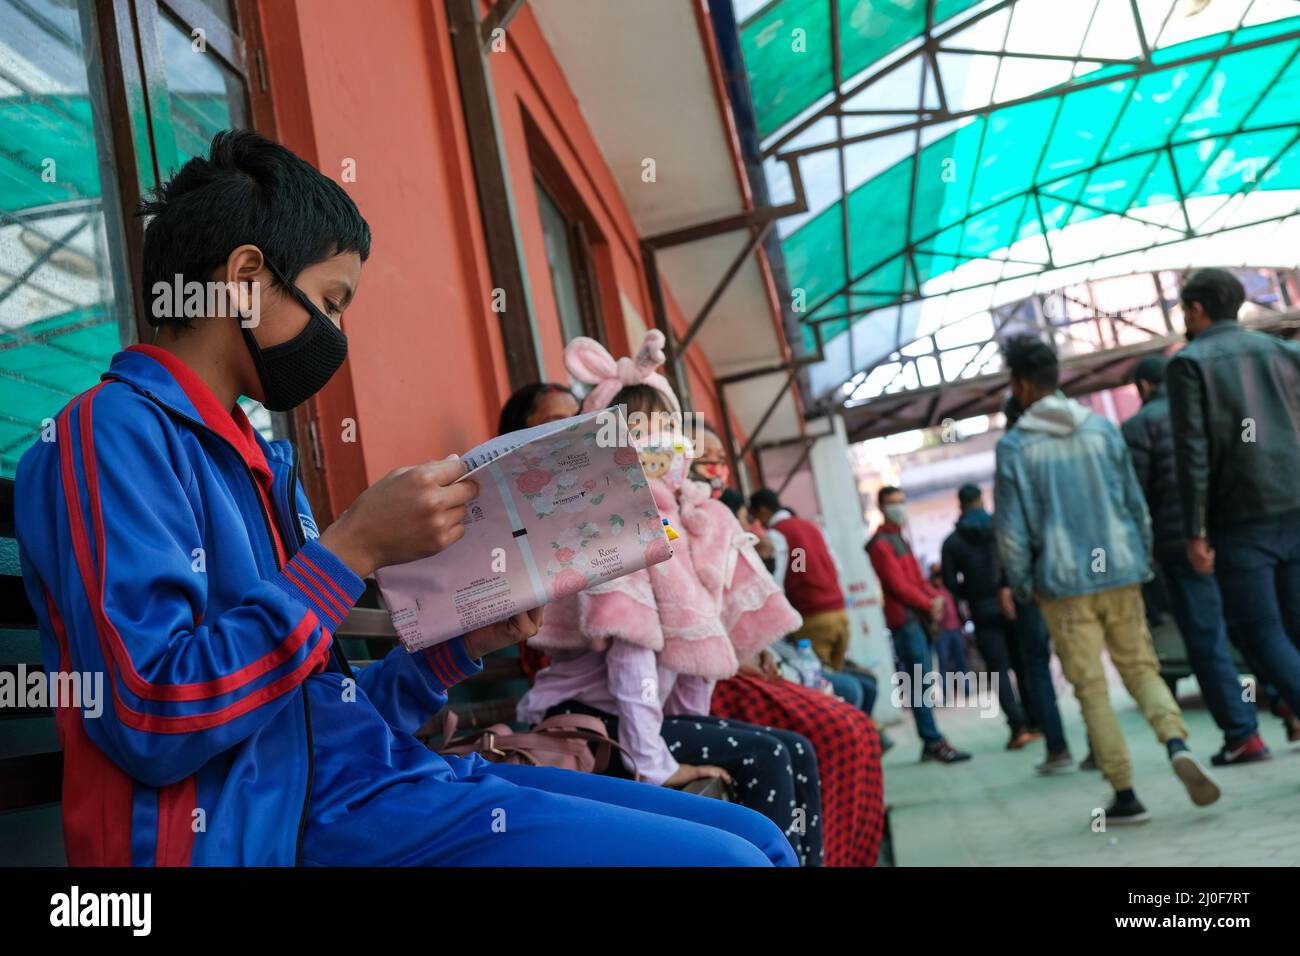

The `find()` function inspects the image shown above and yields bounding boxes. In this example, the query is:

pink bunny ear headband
[564,328,682,416]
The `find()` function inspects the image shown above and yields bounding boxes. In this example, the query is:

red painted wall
[257,0,764,522]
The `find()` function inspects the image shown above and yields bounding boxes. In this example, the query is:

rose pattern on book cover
[508,428,606,519]
[376,409,672,651]
[545,520,602,598]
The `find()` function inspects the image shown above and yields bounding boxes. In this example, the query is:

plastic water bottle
[795,639,823,689]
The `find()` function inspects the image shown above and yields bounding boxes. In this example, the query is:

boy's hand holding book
[321,456,480,579]
[463,607,545,660]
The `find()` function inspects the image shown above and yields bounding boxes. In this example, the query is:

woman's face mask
[690,459,730,497]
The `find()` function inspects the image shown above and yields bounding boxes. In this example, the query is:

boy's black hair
[1180,268,1245,322]
[957,483,982,507]
[497,383,577,436]
[748,488,782,515]
[1131,354,1168,387]
[139,129,371,328]
[878,485,902,506]
[1003,335,1059,390]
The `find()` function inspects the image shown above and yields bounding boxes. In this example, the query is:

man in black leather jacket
[1166,267,1300,734]
[1123,354,1267,765]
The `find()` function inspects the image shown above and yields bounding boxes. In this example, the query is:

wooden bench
[0,476,67,865]
[0,475,529,865]
[333,595,531,741]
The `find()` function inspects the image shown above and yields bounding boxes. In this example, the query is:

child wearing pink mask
[689,425,732,498]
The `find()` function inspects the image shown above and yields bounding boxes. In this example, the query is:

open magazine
[375,408,673,652]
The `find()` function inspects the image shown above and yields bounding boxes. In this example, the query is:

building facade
[2,0,806,524]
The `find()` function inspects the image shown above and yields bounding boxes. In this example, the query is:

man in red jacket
[749,488,850,669]
[867,487,971,763]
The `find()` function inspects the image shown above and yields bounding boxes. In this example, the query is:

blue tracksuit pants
[298,681,795,866]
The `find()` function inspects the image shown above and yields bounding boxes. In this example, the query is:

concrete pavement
[881,661,1300,866]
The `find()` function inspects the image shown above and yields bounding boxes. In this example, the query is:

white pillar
[808,413,902,725]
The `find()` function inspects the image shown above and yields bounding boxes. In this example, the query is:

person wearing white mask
[867,487,971,763]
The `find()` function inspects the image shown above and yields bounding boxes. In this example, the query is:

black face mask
[1002,391,1024,429]
[241,262,348,412]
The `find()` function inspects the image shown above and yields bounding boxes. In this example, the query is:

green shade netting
[1,85,239,477]
[742,0,985,137]
[772,15,1300,325]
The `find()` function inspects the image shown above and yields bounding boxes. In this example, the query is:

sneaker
[1105,794,1151,825]
[879,731,895,753]
[1171,750,1222,806]
[1079,752,1099,771]
[1006,729,1040,750]
[921,740,972,764]
[1210,734,1272,766]
[1035,750,1074,775]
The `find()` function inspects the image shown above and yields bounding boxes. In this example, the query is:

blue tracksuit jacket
[15,346,483,865]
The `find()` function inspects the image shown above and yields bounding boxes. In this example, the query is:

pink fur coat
[530,477,803,679]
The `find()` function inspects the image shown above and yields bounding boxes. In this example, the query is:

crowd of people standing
[498,267,1299,852]
[905,268,1298,824]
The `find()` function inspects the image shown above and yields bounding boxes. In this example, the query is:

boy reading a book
[14,130,792,867]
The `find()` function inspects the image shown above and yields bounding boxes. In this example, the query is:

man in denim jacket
[994,336,1221,825]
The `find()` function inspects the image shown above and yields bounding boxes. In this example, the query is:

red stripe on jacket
[44,590,134,867]
[58,388,319,704]
[55,388,330,731]
[155,775,198,867]
[296,552,352,607]
[285,560,347,623]
[423,644,454,687]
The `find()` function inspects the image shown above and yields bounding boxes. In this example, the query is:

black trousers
[974,619,1028,732]
[546,700,824,866]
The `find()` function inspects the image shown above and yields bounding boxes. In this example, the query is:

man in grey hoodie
[994,336,1220,824]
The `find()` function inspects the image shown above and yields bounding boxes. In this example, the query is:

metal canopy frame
[797,3,1300,327]
[842,275,1170,402]
[638,156,812,481]
[759,0,1232,159]
[761,0,1010,159]
[839,308,1300,442]
[807,200,1300,331]
[837,271,1300,440]
[735,0,1300,412]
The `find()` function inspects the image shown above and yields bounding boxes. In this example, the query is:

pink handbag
[437,710,640,779]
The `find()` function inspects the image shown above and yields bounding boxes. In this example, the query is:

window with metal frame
[0,0,281,480]
[534,175,605,351]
